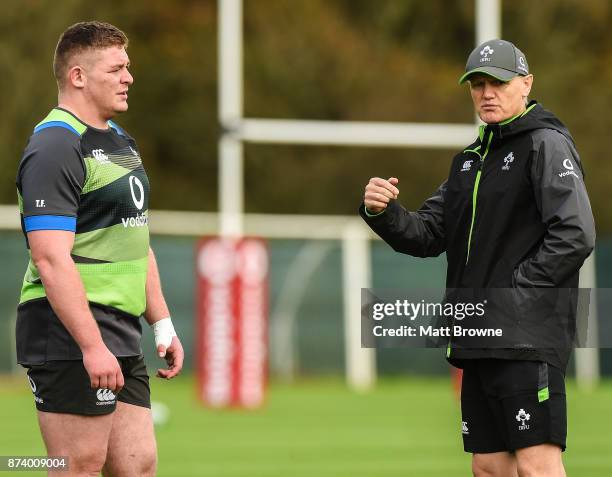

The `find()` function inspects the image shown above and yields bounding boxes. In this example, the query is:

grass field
[1,374,611,476]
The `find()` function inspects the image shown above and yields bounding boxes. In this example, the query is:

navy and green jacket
[15,108,150,364]
[360,101,595,371]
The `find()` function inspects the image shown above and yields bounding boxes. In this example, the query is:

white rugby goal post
[217,0,599,390]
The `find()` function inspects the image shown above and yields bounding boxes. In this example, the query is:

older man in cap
[360,39,595,477]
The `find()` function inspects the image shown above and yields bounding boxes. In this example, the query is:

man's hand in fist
[364,177,399,214]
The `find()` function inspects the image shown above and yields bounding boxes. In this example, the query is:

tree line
[2,0,610,232]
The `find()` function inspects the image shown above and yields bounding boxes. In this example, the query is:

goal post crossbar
[235,118,478,149]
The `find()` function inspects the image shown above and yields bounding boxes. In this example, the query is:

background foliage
[1,0,610,231]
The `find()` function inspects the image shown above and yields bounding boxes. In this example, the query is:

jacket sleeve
[359,181,447,258]
[514,133,595,287]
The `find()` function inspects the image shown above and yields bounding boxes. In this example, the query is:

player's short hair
[53,21,128,89]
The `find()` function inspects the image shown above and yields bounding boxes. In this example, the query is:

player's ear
[67,65,86,89]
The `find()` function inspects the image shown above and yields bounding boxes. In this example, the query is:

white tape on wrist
[152,317,177,351]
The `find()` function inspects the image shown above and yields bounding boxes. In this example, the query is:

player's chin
[113,101,129,113]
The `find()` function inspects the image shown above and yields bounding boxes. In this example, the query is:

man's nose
[482,83,495,98]
[123,70,134,85]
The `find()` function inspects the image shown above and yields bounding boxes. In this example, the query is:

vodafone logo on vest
[129,175,145,210]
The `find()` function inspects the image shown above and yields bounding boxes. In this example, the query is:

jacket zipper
[466,130,493,264]
[464,106,536,264]
[447,130,493,359]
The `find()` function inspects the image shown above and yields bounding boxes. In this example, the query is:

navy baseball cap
[459,39,529,84]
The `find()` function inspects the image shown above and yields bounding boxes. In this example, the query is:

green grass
[1,375,611,476]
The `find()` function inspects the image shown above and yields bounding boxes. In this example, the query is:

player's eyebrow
[109,62,130,69]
